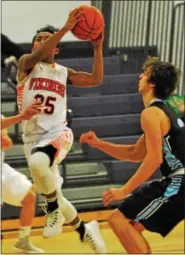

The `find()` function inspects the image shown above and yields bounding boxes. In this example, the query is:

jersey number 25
[35,94,56,114]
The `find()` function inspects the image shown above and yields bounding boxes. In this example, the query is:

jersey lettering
[29,77,65,97]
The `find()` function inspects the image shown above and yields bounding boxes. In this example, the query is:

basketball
[71,5,104,41]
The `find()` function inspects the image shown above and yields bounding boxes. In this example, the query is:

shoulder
[140,107,164,130]
[67,67,76,77]
[141,106,163,120]
[17,54,31,83]
[17,57,40,84]
[55,63,67,71]
[18,54,30,67]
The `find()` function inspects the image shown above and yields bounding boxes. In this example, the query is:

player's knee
[29,152,50,177]
[108,209,128,227]
[132,221,145,232]
[22,190,36,207]
[108,209,119,226]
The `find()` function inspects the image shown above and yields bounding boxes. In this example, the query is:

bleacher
[1,47,162,219]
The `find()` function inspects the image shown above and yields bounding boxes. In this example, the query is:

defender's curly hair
[142,56,181,100]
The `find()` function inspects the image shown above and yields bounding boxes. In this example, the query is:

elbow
[156,157,163,167]
[132,148,146,163]
[151,155,163,168]
[91,80,103,86]
[119,145,138,162]
[91,76,103,86]
[154,151,163,166]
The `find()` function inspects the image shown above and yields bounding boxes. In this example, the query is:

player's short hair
[31,25,59,47]
[142,56,181,100]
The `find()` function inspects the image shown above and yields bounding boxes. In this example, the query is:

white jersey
[17,62,68,140]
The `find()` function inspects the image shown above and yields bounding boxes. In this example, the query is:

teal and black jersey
[118,99,184,238]
[150,100,185,177]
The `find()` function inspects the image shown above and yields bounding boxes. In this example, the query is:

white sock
[19,226,31,239]
[57,192,77,223]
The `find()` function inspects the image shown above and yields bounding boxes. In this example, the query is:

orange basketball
[71,5,104,41]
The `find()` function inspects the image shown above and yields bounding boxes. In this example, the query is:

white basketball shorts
[2,163,32,206]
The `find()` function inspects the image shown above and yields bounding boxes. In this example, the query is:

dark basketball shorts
[118,173,184,237]
[31,145,57,167]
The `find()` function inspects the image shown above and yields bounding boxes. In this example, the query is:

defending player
[80,57,184,254]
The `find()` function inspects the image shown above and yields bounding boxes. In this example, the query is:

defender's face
[32,32,59,56]
[138,67,154,95]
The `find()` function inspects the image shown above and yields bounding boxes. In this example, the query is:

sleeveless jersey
[150,100,185,177]
[16,62,68,137]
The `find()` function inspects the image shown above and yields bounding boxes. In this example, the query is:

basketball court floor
[1,210,184,254]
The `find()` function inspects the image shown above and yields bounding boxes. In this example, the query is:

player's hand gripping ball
[71,5,104,41]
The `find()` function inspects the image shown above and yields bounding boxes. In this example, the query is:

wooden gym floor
[1,210,184,254]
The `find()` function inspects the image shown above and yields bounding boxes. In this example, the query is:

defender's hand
[102,187,127,206]
[80,131,99,147]
[21,103,42,120]
[2,136,13,150]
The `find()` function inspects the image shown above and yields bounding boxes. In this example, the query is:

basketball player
[16,7,105,253]
[80,57,184,254]
[1,103,44,253]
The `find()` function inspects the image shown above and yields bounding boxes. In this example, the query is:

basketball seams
[91,23,104,30]
[92,9,97,30]
[75,24,91,33]
[72,31,88,36]
[82,11,103,31]
[83,10,95,30]
[85,10,97,39]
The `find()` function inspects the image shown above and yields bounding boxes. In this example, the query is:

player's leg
[15,188,44,253]
[54,165,106,253]
[24,141,59,213]
[28,145,65,238]
[23,132,72,238]
[18,189,36,240]
[29,147,59,211]
[2,163,44,253]
[36,128,74,237]
[106,180,160,254]
[108,209,151,254]
[47,127,106,253]
[107,174,184,254]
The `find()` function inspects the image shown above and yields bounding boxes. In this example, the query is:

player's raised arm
[67,32,104,87]
[18,8,84,72]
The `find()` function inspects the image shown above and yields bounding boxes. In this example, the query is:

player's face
[138,67,155,95]
[33,32,52,50]
[32,32,59,57]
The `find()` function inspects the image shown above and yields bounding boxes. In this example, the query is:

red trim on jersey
[16,84,24,112]
[50,129,73,160]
